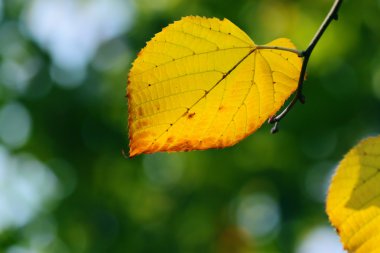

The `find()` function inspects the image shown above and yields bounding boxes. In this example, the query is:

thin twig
[268,0,344,133]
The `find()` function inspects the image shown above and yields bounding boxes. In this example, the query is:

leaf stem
[268,0,344,133]
[256,45,302,56]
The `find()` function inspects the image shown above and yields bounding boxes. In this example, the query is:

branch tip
[271,123,279,134]
[267,0,343,134]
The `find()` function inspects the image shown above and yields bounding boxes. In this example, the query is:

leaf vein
[131,46,252,78]
[184,19,252,46]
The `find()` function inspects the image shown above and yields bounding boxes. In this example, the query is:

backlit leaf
[326,135,380,253]
[127,16,302,157]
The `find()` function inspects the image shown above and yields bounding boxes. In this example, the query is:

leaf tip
[128,149,138,158]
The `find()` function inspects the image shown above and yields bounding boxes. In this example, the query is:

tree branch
[268,0,344,133]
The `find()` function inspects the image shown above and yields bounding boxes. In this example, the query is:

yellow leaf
[326,135,380,253]
[127,16,302,157]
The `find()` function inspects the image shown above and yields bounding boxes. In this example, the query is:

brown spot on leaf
[167,137,174,143]
[218,106,224,111]
[171,140,192,151]
[138,107,143,116]
[150,143,161,152]
[129,138,151,157]
[130,141,145,150]
[216,139,224,148]
[187,112,195,119]
[136,120,149,128]
[134,131,152,140]
[201,137,216,147]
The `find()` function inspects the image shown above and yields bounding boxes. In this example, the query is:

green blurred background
[0,0,379,252]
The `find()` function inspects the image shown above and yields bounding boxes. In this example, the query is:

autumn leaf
[326,135,380,253]
[127,16,302,157]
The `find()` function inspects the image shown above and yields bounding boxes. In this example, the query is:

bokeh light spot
[23,0,135,78]
[0,0,2,21]
[143,153,184,186]
[49,65,86,88]
[0,148,60,231]
[92,39,131,73]
[0,102,32,148]
[296,226,345,253]
[236,193,280,240]
[0,22,42,93]
[6,246,32,253]
[0,60,30,91]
